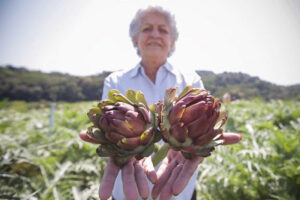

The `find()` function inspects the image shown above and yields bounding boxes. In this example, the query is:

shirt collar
[129,63,141,78]
[164,62,177,76]
[129,61,177,78]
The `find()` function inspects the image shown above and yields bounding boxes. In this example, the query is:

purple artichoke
[87,89,160,166]
[160,86,227,158]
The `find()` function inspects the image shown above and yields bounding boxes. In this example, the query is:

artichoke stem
[152,143,170,167]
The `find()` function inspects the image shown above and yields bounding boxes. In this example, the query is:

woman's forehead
[140,12,169,25]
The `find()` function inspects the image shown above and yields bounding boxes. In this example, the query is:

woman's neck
[141,58,166,83]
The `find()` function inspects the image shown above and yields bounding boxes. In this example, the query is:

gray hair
[129,6,179,57]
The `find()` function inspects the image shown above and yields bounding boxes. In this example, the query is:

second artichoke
[159,86,228,159]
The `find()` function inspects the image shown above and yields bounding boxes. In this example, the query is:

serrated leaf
[177,87,206,102]
[214,111,228,129]
[114,94,134,105]
[87,128,107,144]
[98,100,115,108]
[149,103,156,113]
[162,112,171,131]
[164,88,177,108]
[126,90,138,104]
[203,139,223,149]
[136,91,149,109]
[178,86,193,99]
[108,89,122,102]
[88,107,102,116]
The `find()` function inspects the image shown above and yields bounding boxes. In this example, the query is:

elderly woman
[80,6,241,200]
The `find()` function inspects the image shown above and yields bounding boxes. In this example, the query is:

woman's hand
[151,149,203,200]
[79,131,157,200]
[152,132,242,200]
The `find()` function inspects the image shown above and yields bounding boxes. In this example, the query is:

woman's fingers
[172,157,203,195]
[79,130,101,144]
[99,157,153,200]
[99,158,120,200]
[122,159,138,200]
[159,164,183,200]
[134,161,150,199]
[152,151,183,199]
[151,156,174,199]
[221,132,242,145]
[141,156,157,184]
[93,132,240,200]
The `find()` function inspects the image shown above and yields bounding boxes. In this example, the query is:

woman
[80,6,242,200]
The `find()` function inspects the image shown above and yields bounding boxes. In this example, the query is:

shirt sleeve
[102,75,116,99]
[191,71,205,89]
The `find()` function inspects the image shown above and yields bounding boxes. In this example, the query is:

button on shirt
[102,62,204,200]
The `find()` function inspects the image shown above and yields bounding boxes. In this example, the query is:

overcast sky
[0,0,299,86]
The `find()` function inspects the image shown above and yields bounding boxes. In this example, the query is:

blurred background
[0,0,300,85]
[0,0,299,199]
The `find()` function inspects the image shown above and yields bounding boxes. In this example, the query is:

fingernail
[239,135,243,140]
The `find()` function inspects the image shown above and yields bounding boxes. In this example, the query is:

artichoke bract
[87,89,160,167]
[160,86,228,159]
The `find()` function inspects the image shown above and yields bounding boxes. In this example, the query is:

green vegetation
[1,65,299,102]
[0,66,111,101]
[197,100,300,200]
[0,101,104,199]
[0,99,299,199]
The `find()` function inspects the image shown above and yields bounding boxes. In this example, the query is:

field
[0,99,299,200]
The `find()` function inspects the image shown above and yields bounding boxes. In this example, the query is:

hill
[0,65,299,101]
[197,70,300,100]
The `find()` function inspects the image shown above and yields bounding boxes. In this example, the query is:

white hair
[129,6,179,57]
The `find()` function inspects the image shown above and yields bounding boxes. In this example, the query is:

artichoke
[87,89,160,166]
[159,86,228,159]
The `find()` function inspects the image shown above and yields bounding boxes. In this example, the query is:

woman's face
[134,12,175,61]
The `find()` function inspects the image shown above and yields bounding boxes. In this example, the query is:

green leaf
[113,94,133,105]
[98,100,115,107]
[96,145,116,157]
[149,103,156,113]
[136,91,149,109]
[88,107,102,116]
[108,89,122,102]
[164,87,177,108]
[87,127,107,144]
[214,110,227,129]
[152,143,170,166]
[136,144,154,160]
[178,85,193,99]
[126,89,138,104]
[162,112,171,131]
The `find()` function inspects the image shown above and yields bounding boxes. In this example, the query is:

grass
[0,99,299,199]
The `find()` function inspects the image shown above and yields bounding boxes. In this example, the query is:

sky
[0,0,300,86]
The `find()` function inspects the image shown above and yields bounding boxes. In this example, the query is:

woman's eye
[142,27,151,32]
[159,29,168,34]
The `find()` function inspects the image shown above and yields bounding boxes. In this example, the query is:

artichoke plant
[86,89,160,166]
[159,86,228,159]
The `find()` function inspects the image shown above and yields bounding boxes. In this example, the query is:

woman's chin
[143,51,167,59]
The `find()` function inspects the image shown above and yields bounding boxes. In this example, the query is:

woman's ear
[133,35,138,47]
[171,39,175,49]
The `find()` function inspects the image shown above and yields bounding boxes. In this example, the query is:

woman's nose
[150,28,160,37]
